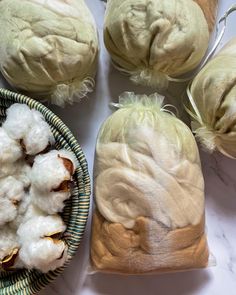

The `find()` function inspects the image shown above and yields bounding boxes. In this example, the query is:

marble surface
[1,0,236,294]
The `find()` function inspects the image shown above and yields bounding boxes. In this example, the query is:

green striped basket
[0,88,91,295]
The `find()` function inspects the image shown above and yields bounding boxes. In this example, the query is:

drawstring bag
[104,0,218,89]
[90,92,211,274]
[187,38,236,159]
[0,0,99,107]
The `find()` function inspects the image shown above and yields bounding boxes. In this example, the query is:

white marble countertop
[1,0,236,294]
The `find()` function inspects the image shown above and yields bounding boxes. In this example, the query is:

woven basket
[0,88,91,295]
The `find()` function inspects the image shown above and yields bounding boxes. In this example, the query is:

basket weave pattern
[0,88,91,295]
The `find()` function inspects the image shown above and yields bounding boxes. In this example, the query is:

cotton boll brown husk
[0,0,99,106]
[91,92,210,274]
[104,0,216,89]
[30,185,71,214]
[31,149,77,192]
[189,38,236,159]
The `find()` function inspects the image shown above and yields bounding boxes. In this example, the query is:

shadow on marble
[84,269,212,295]
[200,150,236,215]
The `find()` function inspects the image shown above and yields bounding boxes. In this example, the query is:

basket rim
[0,88,91,295]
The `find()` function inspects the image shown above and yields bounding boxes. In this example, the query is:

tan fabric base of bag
[194,0,218,32]
[91,211,209,274]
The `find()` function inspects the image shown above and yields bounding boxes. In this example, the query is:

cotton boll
[31,150,77,192]
[0,226,20,270]
[30,185,71,214]
[0,127,22,164]
[3,104,55,155]
[19,238,67,273]
[23,110,55,155]
[3,104,34,140]
[0,0,98,106]
[17,215,66,243]
[18,214,68,272]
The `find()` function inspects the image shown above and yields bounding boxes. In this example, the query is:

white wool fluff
[19,238,68,273]
[0,227,19,261]
[3,104,55,155]
[104,0,209,88]
[95,93,204,229]
[0,0,98,106]
[0,127,22,164]
[30,185,70,214]
[17,215,66,243]
[31,150,77,191]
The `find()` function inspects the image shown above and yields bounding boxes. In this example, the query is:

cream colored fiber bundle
[104,0,218,89]
[189,38,236,159]
[91,92,210,274]
[0,0,99,106]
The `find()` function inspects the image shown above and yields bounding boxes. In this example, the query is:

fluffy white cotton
[0,176,25,203]
[17,215,67,272]
[3,104,34,140]
[0,127,22,164]
[23,110,55,155]
[0,227,19,261]
[9,194,44,230]
[14,163,32,188]
[0,198,17,226]
[31,150,77,191]
[30,186,70,214]
[3,104,55,155]
[0,176,26,226]
[19,238,67,273]
[17,215,66,243]
[0,0,98,106]
[95,93,204,229]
